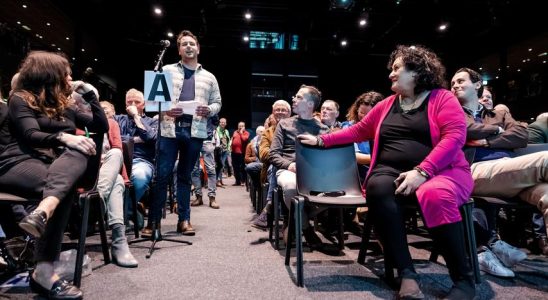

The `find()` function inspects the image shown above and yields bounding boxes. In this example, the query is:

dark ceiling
[1,0,547,122]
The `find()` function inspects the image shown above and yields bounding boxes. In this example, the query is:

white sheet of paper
[176,100,200,116]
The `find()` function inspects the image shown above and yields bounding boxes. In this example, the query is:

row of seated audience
[246,45,548,300]
[1,44,547,300]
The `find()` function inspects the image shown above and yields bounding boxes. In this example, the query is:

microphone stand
[129,42,192,259]
[153,44,168,72]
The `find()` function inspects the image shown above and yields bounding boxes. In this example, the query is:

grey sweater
[269,116,329,170]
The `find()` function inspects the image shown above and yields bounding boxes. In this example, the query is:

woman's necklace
[399,95,419,113]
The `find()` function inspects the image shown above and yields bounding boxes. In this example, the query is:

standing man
[190,116,220,209]
[151,30,222,235]
[214,117,231,186]
[114,88,158,234]
[231,121,250,186]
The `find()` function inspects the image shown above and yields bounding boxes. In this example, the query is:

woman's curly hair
[387,45,447,94]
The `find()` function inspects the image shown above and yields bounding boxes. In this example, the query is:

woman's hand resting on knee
[394,170,427,196]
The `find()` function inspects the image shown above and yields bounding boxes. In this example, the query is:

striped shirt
[160,62,222,138]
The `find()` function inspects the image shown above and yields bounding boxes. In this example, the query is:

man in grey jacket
[269,84,328,248]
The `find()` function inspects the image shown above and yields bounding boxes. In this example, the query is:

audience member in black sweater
[0,51,108,299]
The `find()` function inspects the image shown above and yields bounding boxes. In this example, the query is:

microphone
[82,67,94,82]
[160,40,171,48]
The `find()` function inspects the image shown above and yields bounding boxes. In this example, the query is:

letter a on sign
[144,70,174,111]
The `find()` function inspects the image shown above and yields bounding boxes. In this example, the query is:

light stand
[129,40,192,259]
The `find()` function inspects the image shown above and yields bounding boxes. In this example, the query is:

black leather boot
[430,222,476,300]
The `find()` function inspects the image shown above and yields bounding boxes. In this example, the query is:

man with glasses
[252,99,291,229]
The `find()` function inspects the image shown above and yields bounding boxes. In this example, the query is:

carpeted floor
[1,176,547,299]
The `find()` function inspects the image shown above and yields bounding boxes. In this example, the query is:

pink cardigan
[321,89,473,227]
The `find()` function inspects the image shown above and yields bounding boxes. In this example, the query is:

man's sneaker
[251,210,268,230]
[478,247,515,277]
[490,239,527,267]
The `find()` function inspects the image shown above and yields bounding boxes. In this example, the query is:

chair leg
[74,194,90,287]
[461,201,481,284]
[295,197,304,287]
[132,187,139,238]
[257,186,263,215]
[358,213,372,264]
[338,208,345,250]
[285,200,294,266]
[429,249,439,262]
[273,187,281,250]
[96,195,110,264]
[130,186,140,238]
[384,255,395,283]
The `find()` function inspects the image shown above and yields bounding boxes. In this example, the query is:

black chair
[269,184,290,250]
[284,142,366,287]
[72,134,110,287]
[357,200,481,284]
[121,138,141,238]
[0,135,110,288]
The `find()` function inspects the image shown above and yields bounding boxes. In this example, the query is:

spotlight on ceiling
[330,0,354,11]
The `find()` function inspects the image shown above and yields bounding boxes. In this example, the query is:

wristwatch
[413,166,430,179]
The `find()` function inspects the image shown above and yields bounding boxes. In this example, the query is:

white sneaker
[490,239,527,267]
[478,247,515,278]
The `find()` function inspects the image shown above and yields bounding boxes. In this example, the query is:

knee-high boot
[111,224,138,268]
[430,221,476,300]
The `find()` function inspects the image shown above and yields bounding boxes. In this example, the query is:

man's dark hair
[455,67,484,98]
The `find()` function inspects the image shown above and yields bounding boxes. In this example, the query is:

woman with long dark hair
[0,51,108,299]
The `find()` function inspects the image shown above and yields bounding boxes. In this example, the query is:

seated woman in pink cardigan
[299,45,475,300]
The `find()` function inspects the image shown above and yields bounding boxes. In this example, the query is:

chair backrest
[122,137,134,178]
[514,143,548,157]
[78,133,104,191]
[295,141,362,197]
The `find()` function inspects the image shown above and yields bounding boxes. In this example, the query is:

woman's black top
[375,94,433,172]
[0,91,108,174]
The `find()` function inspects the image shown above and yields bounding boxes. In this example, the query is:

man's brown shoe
[177,220,195,236]
[141,222,160,238]
[191,195,203,206]
[209,196,220,209]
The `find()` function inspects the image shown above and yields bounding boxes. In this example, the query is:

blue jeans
[266,165,277,202]
[191,142,217,197]
[245,161,262,192]
[216,149,229,181]
[150,126,204,222]
[131,158,155,203]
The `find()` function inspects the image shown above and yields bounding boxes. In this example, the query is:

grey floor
[2,176,547,299]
